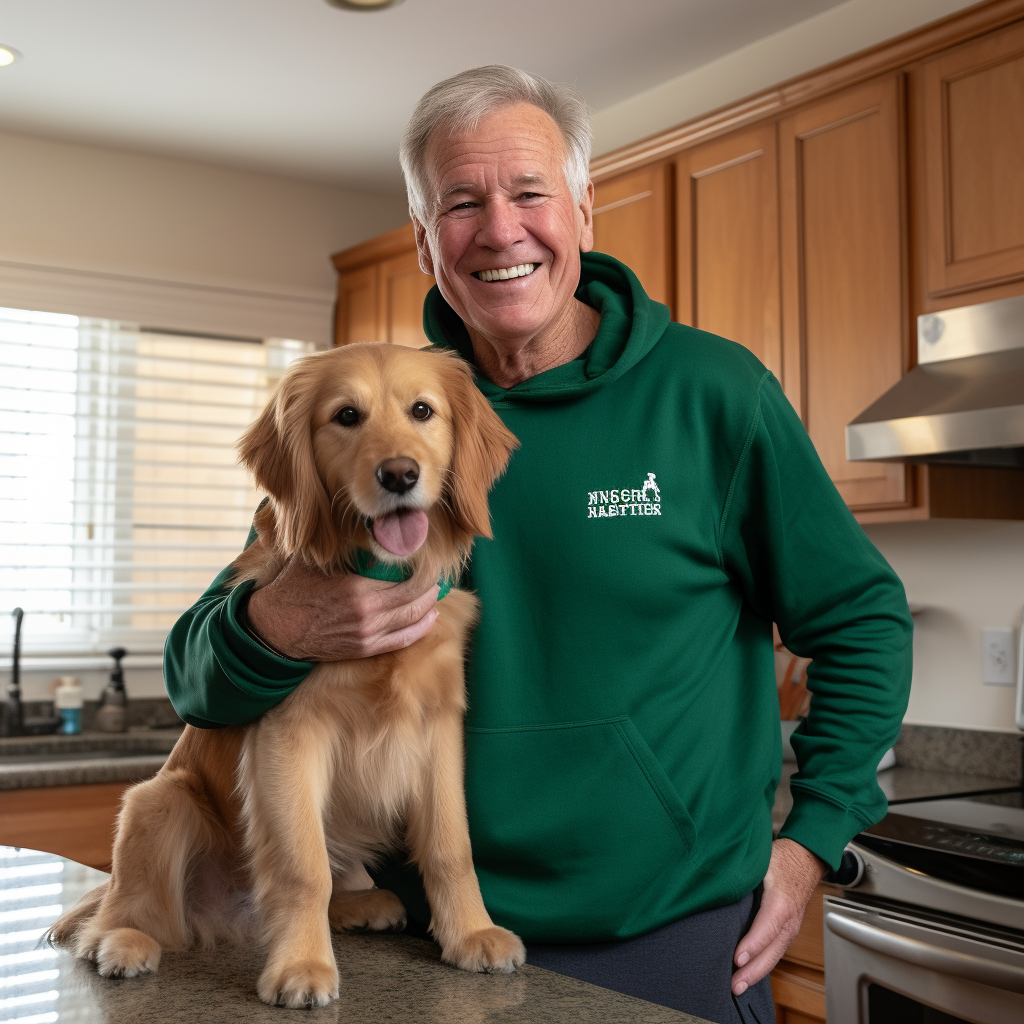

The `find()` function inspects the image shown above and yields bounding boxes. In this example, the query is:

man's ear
[412,215,435,276]
[579,180,595,254]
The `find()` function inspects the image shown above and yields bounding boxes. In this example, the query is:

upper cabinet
[334,264,378,349]
[779,78,909,512]
[675,125,781,379]
[914,21,1024,303]
[377,249,435,349]
[332,223,434,348]
[591,164,674,310]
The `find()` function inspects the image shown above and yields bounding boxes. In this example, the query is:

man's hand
[246,556,440,662]
[732,838,827,995]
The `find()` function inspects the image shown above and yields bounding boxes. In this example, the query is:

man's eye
[450,201,476,211]
[411,402,433,421]
[335,407,359,427]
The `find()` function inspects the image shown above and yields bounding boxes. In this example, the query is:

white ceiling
[0,0,846,197]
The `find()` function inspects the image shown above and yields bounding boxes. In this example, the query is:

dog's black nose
[376,457,420,494]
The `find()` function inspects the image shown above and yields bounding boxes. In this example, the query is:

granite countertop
[1,847,706,1024]
[3,724,1016,825]
[770,763,1019,833]
[0,728,183,790]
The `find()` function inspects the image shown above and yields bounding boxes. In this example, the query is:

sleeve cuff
[216,580,315,700]
[777,785,876,871]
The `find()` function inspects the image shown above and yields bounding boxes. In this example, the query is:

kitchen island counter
[2,847,706,1024]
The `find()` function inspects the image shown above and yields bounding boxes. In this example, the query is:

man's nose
[475,199,526,251]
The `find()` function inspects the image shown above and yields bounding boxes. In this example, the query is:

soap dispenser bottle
[95,647,128,733]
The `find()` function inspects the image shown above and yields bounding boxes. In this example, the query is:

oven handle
[825,911,1024,994]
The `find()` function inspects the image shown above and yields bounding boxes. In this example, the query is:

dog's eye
[335,407,359,427]
[411,402,433,421]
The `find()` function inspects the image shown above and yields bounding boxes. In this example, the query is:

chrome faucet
[2,608,25,736]
[2,608,61,737]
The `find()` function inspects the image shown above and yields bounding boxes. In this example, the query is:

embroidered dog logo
[587,471,661,518]
[640,472,660,502]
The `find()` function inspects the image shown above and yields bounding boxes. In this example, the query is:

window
[0,306,315,657]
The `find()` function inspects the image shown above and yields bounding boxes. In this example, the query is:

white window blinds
[0,306,315,657]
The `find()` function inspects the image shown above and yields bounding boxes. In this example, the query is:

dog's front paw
[441,926,526,974]
[329,888,407,933]
[257,958,339,1009]
[95,928,162,978]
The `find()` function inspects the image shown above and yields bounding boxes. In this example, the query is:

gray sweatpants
[525,889,775,1024]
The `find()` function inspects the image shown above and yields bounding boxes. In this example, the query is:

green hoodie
[164,252,912,942]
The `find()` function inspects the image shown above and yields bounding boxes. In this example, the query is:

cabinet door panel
[335,265,380,346]
[781,77,909,510]
[592,164,673,311]
[918,21,1024,296]
[676,125,781,377]
[378,250,434,348]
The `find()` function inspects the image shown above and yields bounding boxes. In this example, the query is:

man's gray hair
[400,65,593,226]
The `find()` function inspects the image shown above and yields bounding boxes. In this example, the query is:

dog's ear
[237,357,336,566]
[442,355,519,539]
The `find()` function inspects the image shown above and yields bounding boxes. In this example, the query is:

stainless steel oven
[824,790,1024,1023]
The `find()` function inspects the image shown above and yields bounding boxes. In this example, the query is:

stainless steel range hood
[846,294,1024,467]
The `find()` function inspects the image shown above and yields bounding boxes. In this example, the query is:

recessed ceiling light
[0,45,21,67]
[324,0,406,10]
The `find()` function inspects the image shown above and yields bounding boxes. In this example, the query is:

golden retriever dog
[49,342,523,1008]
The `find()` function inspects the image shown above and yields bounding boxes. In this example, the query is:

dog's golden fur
[49,343,523,1008]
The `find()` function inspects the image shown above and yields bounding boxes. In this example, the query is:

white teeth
[477,263,536,282]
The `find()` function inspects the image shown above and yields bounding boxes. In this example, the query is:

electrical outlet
[981,627,1015,686]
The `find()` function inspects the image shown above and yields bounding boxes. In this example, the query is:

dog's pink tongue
[372,509,429,558]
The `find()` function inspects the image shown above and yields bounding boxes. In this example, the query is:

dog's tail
[47,880,109,947]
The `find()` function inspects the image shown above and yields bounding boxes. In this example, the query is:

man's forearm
[163,572,313,727]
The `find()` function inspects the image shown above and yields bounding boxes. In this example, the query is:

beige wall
[593,0,978,158]
[864,522,1024,733]
[0,129,408,298]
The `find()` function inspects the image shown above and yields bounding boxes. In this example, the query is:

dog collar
[352,548,453,600]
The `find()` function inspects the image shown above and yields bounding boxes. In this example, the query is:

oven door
[823,894,1024,1023]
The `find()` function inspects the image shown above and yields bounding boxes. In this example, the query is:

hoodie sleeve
[162,517,314,728]
[719,372,913,870]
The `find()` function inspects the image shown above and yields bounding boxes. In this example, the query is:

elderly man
[165,66,912,1022]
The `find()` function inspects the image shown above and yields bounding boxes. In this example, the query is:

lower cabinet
[770,882,839,1023]
[0,782,130,871]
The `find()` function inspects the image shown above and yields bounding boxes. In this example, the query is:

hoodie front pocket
[464,716,697,942]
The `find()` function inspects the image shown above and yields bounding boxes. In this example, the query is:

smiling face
[413,102,594,352]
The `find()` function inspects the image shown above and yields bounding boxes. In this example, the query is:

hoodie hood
[422,251,671,403]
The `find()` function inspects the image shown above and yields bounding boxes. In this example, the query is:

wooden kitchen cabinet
[378,248,435,348]
[0,782,129,871]
[332,222,435,348]
[591,163,674,311]
[779,77,911,513]
[675,124,781,378]
[335,264,379,348]
[914,20,1024,302]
